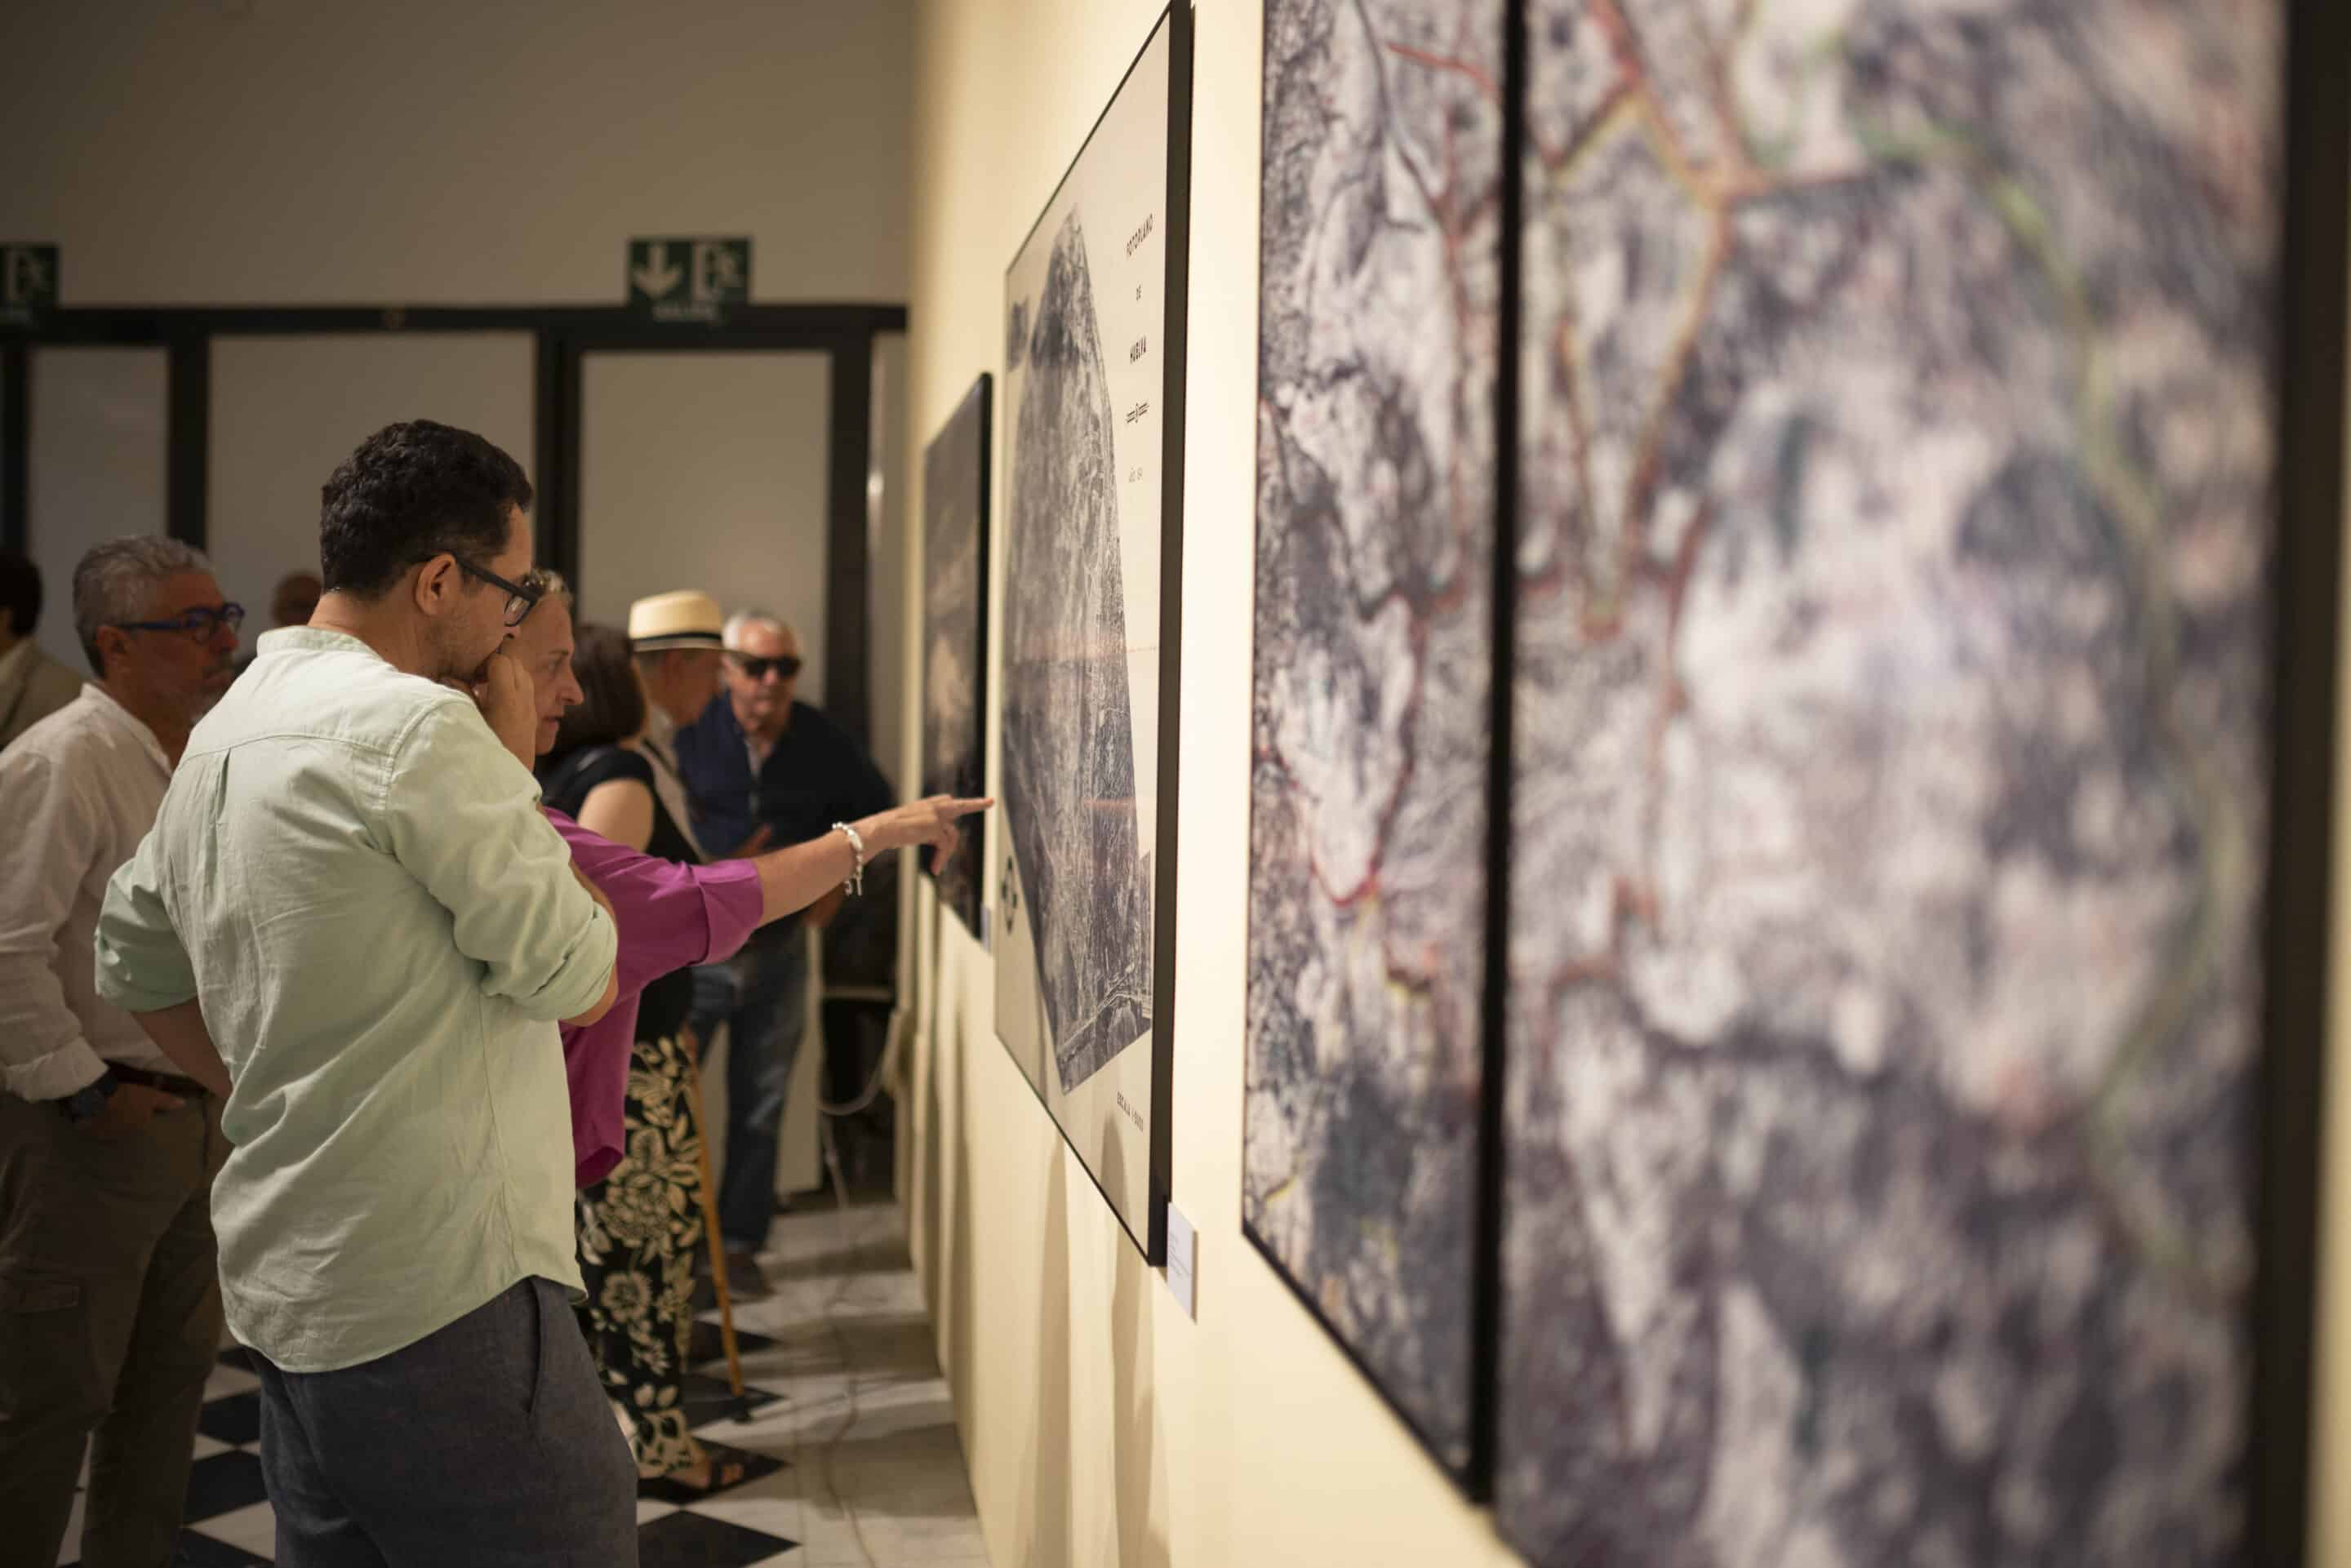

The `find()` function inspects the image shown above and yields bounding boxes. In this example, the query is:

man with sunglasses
[0,535,240,1567]
[674,611,893,1299]
[92,420,632,1565]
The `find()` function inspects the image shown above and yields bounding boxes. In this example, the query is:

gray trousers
[0,1089,224,1568]
[254,1277,637,1567]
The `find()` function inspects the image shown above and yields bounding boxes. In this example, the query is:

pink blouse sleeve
[549,810,765,1186]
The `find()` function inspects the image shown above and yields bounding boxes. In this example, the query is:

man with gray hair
[0,535,242,1566]
[676,609,892,1298]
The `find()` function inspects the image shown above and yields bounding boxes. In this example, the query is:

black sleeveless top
[540,744,701,1045]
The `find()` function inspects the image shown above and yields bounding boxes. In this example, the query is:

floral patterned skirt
[575,1029,708,1477]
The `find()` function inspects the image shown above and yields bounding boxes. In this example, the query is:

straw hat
[627,589,726,651]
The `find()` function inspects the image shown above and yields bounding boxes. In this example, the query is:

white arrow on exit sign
[629,243,684,300]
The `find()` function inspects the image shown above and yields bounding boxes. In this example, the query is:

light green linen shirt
[95,627,616,1373]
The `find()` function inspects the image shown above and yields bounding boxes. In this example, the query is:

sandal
[637,1440,770,1502]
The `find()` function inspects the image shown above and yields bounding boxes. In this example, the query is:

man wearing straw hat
[627,589,730,860]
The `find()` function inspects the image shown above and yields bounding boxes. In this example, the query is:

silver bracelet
[833,820,867,896]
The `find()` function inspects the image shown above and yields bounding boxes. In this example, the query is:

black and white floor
[58,1202,990,1567]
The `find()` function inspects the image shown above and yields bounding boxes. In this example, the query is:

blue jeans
[699,921,811,1255]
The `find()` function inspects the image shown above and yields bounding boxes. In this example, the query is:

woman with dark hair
[537,610,744,1495]
[542,622,682,861]
[520,588,985,1501]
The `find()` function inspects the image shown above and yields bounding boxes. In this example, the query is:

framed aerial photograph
[920,373,993,939]
[993,2,1192,1261]
[1497,2,2337,1564]
[1245,0,1504,1484]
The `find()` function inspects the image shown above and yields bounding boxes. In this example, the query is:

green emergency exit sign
[2,243,59,318]
[627,238,749,322]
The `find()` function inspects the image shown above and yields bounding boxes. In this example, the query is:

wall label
[1164,1202,1196,1320]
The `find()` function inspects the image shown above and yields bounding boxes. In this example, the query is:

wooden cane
[679,1027,748,1405]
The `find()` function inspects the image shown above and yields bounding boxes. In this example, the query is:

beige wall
[0,0,910,306]
[900,4,2350,1566]
[899,2,1522,1563]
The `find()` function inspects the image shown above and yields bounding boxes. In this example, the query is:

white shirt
[0,683,176,1098]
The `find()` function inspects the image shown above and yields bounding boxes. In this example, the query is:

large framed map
[993,4,1192,1262]
[1245,0,2343,1556]
[1245,0,1504,1483]
[1498,1,2331,1563]
[920,374,993,939]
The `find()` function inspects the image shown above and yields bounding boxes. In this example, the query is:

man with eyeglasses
[674,611,893,1300]
[0,535,240,1567]
[91,420,633,1564]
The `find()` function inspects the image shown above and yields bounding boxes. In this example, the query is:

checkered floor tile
[58,1202,988,1568]
[61,1316,799,1567]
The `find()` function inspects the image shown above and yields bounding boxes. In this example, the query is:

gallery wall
[898,0,1522,1561]
[898,3,2351,1566]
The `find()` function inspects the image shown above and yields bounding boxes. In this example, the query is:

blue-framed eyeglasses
[110,603,246,639]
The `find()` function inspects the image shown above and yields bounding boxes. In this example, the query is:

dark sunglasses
[729,653,802,682]
[451,557,545,628]
[112,603,246,639]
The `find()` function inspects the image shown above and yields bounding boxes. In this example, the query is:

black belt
[109,1064,211,1099]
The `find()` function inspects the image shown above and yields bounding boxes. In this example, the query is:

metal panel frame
[1,301,907,746]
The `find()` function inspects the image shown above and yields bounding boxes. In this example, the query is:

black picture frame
[989,2,1191,1264]
[918,372,994,939]
[2245,1,2349,1561]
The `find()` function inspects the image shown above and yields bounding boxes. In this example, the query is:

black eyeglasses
[728,653,802,682]
[112,603,246,639]
[451,557,544,627]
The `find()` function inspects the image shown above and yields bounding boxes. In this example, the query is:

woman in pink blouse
[512,580,983,1498]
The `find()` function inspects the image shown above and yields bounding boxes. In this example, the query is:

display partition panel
[1499,1,2312,1563]
[921,373,993,938]
[1243,0,1505,1485]
[993,4,1190,1261]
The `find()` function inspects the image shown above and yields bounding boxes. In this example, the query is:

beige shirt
[0,683,176,1099]
[0,637,89,751]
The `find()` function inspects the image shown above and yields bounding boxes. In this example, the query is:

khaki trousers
[0,1089,226,1568]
